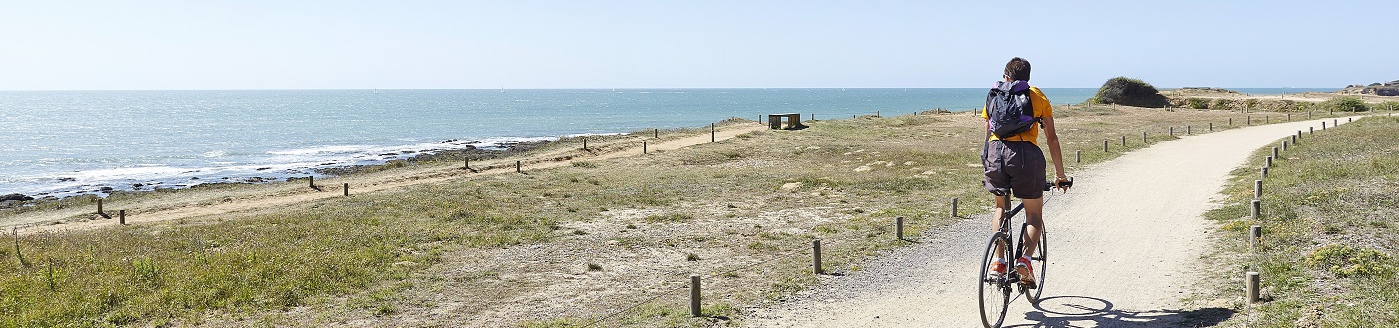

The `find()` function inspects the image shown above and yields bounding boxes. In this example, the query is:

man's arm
[1041,115,1068,183]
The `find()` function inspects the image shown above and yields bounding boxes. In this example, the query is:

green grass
[1203,116,1399,327]
[0,108,1355,326]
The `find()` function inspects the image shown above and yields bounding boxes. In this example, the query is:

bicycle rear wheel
[978,233,1012,328]
[1019,225,1048,302]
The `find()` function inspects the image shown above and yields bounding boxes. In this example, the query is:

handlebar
[1044,177,1074,191]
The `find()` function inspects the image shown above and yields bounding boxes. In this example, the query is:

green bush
[1095,77,1169,108]
[1323,96,1369,112]
[1378,101,1399,112]
[1305,244,1395,278]
[1212,98,1233,110]
[1187,98,1210,109]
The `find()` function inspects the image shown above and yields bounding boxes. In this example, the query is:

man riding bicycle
[982,57,1070,287]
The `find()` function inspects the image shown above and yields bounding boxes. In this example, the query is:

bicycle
[978,178,1072,328]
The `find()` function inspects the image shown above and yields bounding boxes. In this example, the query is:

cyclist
[982,57,1070,286]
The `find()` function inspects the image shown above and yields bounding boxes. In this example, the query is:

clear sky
[2,1,1395,90]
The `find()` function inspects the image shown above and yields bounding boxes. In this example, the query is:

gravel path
[744,116,1362,327]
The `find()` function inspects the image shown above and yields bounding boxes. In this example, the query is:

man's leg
[1021,197,1044,257]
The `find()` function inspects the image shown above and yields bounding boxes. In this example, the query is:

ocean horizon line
[0,86,1340,92]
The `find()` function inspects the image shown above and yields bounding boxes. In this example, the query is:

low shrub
[1187,98,1210,109]
[1305,244,1395,278]
[1095,77,1169,108]
[1322,96,1369,112]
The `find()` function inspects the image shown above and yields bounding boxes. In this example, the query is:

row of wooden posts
[99,123,731,226]
[692,115,1365,317]
[1245,116,1353,304]
[676,199,970,319]
[1072,113,1350,164]
[682,212,929,317]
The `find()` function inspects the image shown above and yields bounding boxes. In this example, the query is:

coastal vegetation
[0,104,1371,326]
[1201,116,1399,326]
[1093,76,1169,108]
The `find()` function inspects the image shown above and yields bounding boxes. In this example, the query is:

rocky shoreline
[0,139,554,210]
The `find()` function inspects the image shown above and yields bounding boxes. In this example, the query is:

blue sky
[2,1,1395,90]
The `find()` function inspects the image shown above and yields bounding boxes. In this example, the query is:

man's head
[1003,57,1031,82]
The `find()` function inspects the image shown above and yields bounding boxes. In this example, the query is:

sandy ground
[743,116,1364,327]
[4,124,766,234]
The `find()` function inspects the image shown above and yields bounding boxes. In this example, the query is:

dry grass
[1196,115,1399,327]
[0,105,1365,327]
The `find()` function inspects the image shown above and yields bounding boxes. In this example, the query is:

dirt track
[745,116,1362,327]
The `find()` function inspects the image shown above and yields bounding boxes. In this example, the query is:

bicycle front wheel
[978,233,1012,328]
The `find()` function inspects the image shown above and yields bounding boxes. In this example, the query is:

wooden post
[690,274,702,317]
[97,199,104,215]
[1266,156,1272,168]
[119,210,126,225]
[1247,271,1261,303]
[1229,117,1233,126]
[309,176,315,189]
[1103,140,1109,152]
[1247,116,1251,125]
[343,183,349,196]
[1287,113,1291,121]
[1121,135,1126,146]
[1209,122,1213,132]
[464,157,469,170]
[516,161,522,173]
[583,138,588,150]
[1272,147,1279,159]
[1282,141,1287,152]
[1251,199,1262,220]
[643,141,648,154]
[654,129,659,139]
[896,216,905,240]
[952,197,960,217]
[1322,122,1327,130]
[1187,125,1192,135]
[1292,134,1297,144]
[1261,167,1268,179]
[1075,150,1081,163]
[1169,126,1174,136]
[1266,116,1270,124]
[1254,180,1263,199]
[711,123,715,143]
[1142,131,1147,144]
[1309,127,1313,135]
[812,239,823,274]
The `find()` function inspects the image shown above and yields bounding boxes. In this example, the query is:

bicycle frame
[991,192,1030,282]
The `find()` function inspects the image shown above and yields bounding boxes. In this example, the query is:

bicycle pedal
[1019,280,1038,289]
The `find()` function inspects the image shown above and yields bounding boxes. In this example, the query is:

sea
[0,87,1333,199]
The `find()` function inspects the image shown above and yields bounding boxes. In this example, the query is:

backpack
[981,81,1039,163]
[985,80,1038,139]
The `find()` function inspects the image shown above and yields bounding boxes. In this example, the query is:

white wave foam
[267,145,376,156]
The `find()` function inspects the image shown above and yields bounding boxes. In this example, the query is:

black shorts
[983,140,1046,199]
